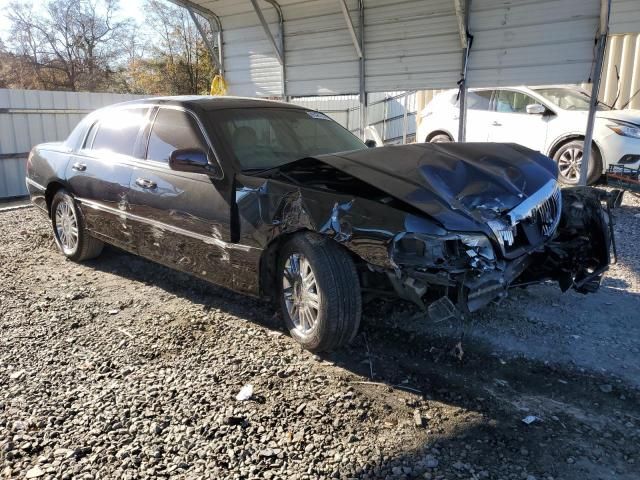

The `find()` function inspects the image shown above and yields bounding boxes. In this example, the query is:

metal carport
[168,0,640,185]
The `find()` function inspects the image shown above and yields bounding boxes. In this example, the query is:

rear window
[90,108,149,157]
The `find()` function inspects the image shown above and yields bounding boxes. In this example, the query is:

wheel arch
[425,130,454,143]
[45,180,73,216]
[258,229,365,300]
[547,134,604,168]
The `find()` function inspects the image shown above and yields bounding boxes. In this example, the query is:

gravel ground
[1,193,640,480]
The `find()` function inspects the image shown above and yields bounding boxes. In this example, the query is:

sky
[0,0,148,43]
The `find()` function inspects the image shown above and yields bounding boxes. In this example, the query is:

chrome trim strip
[26,177,46,191]
[507,179,558,226]
[76,197,257,253]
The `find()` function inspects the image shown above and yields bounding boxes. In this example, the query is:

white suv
[416,85,640,184]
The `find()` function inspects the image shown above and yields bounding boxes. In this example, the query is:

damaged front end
[387,185,617,314]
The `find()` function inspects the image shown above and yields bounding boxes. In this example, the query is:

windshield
[533,87,611,111]
[209,108,367,171]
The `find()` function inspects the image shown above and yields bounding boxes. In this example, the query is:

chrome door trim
[76,196,257,253]
[26,177,46,191]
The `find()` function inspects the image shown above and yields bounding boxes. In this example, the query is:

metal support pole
[402,93,409,144]
[358,0,366,140]
[338,0,363,59]
[455,0,471,142]
[170,0,223,73]
[249,0,284,66]
[207,15,224,75]
[187,8,222,72]
[579,0,611,186]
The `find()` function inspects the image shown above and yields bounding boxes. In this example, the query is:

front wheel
[50,189,104,262]
[278,233,362,352]
[553,140,602,185]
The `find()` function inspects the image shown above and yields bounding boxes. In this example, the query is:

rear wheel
[429,133,453,143]
[278,233,361,352]
[51,189,103,262]
[553,140,602,185]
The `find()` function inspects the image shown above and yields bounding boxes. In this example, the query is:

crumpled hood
[317,143,558,231]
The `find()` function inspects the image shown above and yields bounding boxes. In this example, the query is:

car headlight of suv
[606,120,640,139]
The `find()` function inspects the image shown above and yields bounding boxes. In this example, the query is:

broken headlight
[459,234,496,262]
[391,232,495,268]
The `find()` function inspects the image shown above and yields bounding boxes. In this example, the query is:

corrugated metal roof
[467,0,601,87]
[173,0,637,96]
[610,0,640,35]
[283,0,361,96]
[601,33,640,109]
[364,0,461,92]
[209,1,283,97]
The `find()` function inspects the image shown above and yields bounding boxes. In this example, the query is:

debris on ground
[235,383,254,401]
[522,415,541,425]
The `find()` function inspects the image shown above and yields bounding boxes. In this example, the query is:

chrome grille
[489,180,563,251]
[534,185,562,237]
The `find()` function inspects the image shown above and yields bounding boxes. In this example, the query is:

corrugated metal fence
[291,91,419,144]
[601,33,640,110]
[0,89,145,199]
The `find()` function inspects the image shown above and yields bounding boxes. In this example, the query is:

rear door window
[91,108,149,157]
[495,90,538,113]
[467,90,493,110]
[146,108,208,163]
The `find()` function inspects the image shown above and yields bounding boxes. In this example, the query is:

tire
[552,140,602,185]
[50,189,104,262]
[429,133,453,143]
[277,232,362,352]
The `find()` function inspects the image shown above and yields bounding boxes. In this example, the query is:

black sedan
[26,97,614,351]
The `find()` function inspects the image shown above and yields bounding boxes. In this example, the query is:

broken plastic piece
[522,415,540,425]
[428,296,458,322]
[236,384,253,401]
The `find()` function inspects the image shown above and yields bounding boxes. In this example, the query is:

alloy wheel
[54,199,78,254]
[282,253,320,336]
[558,147,583,181]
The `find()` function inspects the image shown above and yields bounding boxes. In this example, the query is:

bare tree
[4,0,133,91]
[122,0,216,95]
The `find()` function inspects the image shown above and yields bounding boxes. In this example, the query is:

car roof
[106,95,307,112]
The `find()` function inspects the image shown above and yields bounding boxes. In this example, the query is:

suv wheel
[278,233,361,352]
[51,189,104,261]
[553,140,602,185]
[429,133,453,143]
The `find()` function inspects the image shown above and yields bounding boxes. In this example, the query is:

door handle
[136,178,157,189]
[491,121,502,126]
[72,162,87,171]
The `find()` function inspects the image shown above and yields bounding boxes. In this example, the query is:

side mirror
[526,103,546,115]
[169,148,220,176]
[365,139,377,148]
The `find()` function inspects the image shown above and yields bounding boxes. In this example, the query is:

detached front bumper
[389,187,615,314]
